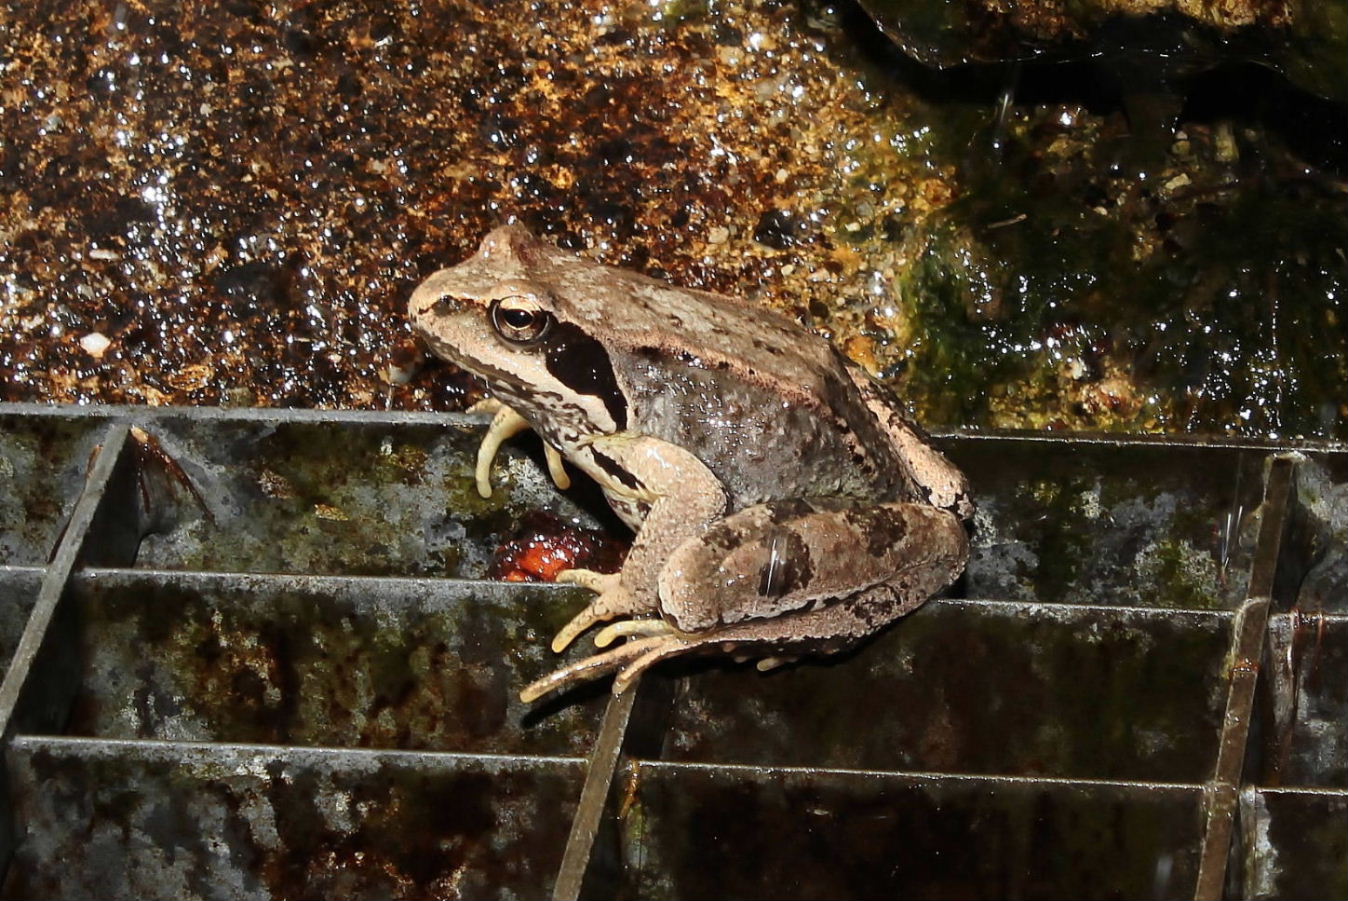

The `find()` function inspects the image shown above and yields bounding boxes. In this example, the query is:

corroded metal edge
[8,733,590,768]
[553,684,641,901]
[1194,453,1298,900]
[0,422,130,878]
[0,401,485,427]
[3,401,1347,455]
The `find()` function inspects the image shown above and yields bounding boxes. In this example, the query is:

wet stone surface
[856,0,1348,101]
[0,0,1345,437]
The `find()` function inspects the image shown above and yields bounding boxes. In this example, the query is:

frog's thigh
[658,500,968,633]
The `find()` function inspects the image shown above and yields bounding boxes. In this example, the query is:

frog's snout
[408,280,470,329]
[407,282,439,322]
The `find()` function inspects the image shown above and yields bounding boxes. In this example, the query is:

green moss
[1135,539,1226,610]
[900,111,1348,436]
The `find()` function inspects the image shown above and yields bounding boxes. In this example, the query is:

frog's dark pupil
[490,298,552,344]
[502,308,534,329]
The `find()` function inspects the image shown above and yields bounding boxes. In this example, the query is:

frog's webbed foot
[523,625,798,701]
[550,569,650,652]
[519,623,800,702]
[472,399,569,498]
[519,632,699,703]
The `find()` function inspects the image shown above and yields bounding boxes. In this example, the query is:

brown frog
[408,225,972,701]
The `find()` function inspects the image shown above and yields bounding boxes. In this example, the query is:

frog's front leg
[548,433,729,653]
[522,499,967,702]
[473,398,571,498]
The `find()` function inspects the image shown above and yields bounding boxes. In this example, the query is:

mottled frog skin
[408,225,972,701]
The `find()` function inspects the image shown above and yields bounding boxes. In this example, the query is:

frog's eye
[489,295,554,345]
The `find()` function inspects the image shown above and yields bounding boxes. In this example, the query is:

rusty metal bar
[0,423,130,736]
[553,681,640,901]
[1194,452,1298,900]
[0,422,130,877]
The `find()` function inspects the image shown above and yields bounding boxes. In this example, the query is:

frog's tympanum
[409,225,973,702]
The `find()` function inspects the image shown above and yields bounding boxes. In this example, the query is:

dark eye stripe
[590,447,642,491]
[543,322,628,430]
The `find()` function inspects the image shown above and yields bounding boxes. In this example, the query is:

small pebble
[79,332,111,358]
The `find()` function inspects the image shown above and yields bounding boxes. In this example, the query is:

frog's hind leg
[521,501,969,702]
[519,583,927,703]
[658,499,968,634]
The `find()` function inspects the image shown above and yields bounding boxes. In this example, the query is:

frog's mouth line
[410,313,527,388]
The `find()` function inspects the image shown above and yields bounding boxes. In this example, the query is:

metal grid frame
[0,402,1343,899]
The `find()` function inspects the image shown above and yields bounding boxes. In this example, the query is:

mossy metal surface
[0,407,1342,897]
[3,739,584,900]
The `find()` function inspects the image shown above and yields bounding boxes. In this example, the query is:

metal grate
[0,403,1343,899]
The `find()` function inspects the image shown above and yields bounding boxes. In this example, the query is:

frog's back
[481,226,924,505]
[614,338,920,507]
[567,278,831,390]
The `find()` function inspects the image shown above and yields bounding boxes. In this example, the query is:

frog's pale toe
[523,628,795,701]
[519,636,669,703]
[550,609,600,654]
[466,398,506,415]
[520,632,707,702]
[593,618,675,648]
[474,402,532,498]
[554,569,618,593]
[610,639,699,694]
[543,444,570,490]
[550,571,647,652]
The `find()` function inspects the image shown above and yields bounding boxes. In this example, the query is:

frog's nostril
[432,294,466,315]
